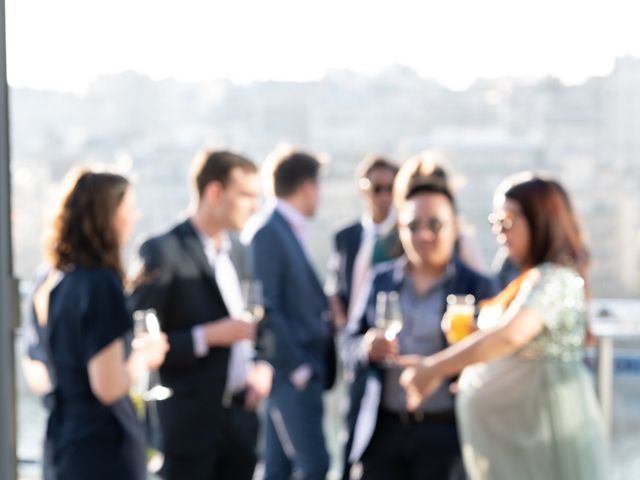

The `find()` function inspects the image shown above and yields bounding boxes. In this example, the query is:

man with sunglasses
[327,155,399,331]
[342,180,497,480]
[326,155,398,480]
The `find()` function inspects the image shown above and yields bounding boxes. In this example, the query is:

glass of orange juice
[445,294,476,343]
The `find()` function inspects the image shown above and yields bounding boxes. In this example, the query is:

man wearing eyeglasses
[342,179,497,480]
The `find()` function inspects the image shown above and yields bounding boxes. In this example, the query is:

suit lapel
[176,220,222,297]
[351,224,364,257]
[347,223,364,265]
[272,211,325,296]
[228,233,251,281]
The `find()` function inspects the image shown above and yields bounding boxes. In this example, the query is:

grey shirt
[381,268,454,413]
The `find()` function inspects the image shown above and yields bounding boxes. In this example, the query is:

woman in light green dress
[399,173,607,480]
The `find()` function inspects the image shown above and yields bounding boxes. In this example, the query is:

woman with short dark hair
[401,173,607,480]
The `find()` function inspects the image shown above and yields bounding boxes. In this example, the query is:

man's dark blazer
[341,255,499,463]
[248,207,333,478]
[250,209,331,384]
[331,221,363,312]
[128,219,249,457]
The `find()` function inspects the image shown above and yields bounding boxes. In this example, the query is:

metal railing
[591,299,640,437]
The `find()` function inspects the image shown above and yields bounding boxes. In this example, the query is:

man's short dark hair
[393,150,451,208]
[191,149,257,198]
[406,181,457,212]
[356,154,399,180]
[267,148,321,198]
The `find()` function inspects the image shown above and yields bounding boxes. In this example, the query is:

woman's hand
[133,332,169,370]
[395,354,422,368]
[441,311,453,342]
[399,360,444,411]
[442,310,478,344]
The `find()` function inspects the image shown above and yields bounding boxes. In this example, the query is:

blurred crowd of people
[22,146,608,480]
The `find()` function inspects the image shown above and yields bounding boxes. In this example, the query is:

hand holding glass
[241,280,264,350]
[376,291,403,341]
[241,280,264,325]
[132,309,172,402]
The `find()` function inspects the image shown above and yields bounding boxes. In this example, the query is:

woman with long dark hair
[26,168,168,479]
[400,173,607,479]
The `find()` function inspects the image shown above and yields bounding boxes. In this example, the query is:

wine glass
[241,280,265,325]
[375,290,403,341]
[132,309,173,403]
[241,280,264,350]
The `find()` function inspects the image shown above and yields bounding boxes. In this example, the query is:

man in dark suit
[328,155,399,329]
[342,181,498,480]
[248,147,331,480]
[129,149,273,480]
[326,155,398,480]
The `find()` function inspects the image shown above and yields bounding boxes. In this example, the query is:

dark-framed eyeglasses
[488,211,515,233]
[405,217,446,235]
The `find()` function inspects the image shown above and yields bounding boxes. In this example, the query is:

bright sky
[6,0,640,93]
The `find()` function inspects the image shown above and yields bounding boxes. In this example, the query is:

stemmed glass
[376,290,403,342]
[241,280,264,349]
[240,280,265,325]
[132,309,173,403]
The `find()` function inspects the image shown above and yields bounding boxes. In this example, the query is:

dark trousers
[263,373,329,480]
[161,406,258,480]
[361,410,465,480]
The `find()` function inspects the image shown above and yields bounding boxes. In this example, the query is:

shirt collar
[361,210,396,237]
[190,218,232,257]
[276,199,308,232]
[392,255,457,288]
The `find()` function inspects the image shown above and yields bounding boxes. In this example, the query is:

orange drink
[445,294,476,343]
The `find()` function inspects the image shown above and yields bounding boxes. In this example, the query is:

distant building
[9,60,640,295]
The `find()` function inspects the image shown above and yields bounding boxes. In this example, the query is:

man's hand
[290,364,313,391]
[328,295,348,330]
[244,360,273,411]
[333,311,347,331]
[204,318,255,347]
[364,328,399,363]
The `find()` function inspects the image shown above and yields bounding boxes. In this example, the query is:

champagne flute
[241,280,264,350]
[375,291,403,367]
[241,279,265,325]
[132,309,173,403]
[375,291,403,341]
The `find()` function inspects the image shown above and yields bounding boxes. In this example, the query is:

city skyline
[8,58,640,299]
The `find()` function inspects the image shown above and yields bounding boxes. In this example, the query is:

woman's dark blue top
[30,266,145,479]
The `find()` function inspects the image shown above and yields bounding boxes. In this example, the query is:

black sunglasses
[406,217,445,234]
[371,183,393,195]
